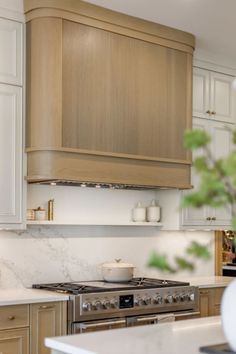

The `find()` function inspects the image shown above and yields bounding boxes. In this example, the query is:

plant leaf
[148,252,175,273]
[175,257,194,271]
[193,156,209,172]
[184,130,211,150]
[186,241,211,259]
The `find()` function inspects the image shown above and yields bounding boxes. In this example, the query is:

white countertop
[45,316,226,354]
[170,276,234,288]
[189,276,234,288]
[0,289,69,306]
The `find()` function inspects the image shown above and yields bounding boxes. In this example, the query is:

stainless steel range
[33,278,199,334]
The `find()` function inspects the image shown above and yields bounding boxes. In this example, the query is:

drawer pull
[39,305,54,310]
[8,315,15,320]
[200,291,210,295]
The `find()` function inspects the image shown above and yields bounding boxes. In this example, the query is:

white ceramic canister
[147,199,161,222]
[34,206,46,221]
[221,278,236,351]
[132,201,146,222]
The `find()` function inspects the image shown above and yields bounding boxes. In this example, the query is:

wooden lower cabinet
[0,328,29,354]
[30,301,67,354]
[199,287,225,317]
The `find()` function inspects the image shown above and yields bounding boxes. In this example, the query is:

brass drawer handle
[39,305,54,310]
[200,291,210,295]
[8,315,15,320]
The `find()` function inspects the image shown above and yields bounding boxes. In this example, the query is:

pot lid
[102,259,134,268]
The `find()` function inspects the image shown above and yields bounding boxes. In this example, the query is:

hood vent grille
[27,179,171,191]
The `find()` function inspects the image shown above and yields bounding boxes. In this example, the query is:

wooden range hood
[25,0,195,189]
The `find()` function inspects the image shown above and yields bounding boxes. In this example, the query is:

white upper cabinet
[182,118,209,227]
[193,68,210,119]
[0,18,22,85]
[182,117,232,228]
[193,67,236,124]
[0,84,22,224]
[0,1,24,229]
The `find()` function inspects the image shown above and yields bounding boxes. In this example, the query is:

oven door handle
[75,319,126,331]
[174,311,200,320]
[127,313,175,326]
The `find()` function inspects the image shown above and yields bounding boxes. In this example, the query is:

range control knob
[188,293,195,302]
[134,297,142,306]
[92,300,102,310]
[110,299,118,308]
[153,295,163,305]
[165,295,173,304]
[180,294,187,302]
[173,295,180,303]
[82,302,92,312]
[102,300,111,309]
[142,296,151,306]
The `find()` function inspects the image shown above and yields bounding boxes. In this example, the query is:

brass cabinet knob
[211,217,216,221]
[206,217,211,221]
[8,315,15,320]
[206,110,211,114]
[211,111,216,115]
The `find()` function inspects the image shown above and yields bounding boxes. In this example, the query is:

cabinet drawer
[0,328,29,354]
[0,305,29,330]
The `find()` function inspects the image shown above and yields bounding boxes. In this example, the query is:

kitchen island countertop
[45,316,226,354]
[0,288,69,306]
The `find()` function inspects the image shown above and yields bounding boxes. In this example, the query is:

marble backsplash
[0,227,214,288]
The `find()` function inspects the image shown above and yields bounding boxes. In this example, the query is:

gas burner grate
[32,278,190,294]
[32,282,103,295]
[128,278,189,287]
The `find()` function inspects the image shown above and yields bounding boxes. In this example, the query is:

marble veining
[0,227,214,288]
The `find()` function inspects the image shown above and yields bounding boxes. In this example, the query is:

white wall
[0,226,215,288]
[0,185,216,288]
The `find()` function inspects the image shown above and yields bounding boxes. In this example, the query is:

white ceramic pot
[221,278,236,351]
[101,259,134,282]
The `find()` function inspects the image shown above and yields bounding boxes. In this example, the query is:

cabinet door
[199,289,211,317]
[210,71,236,124]
[30,302,67,354]
[0,18,22,85]
[209,121,232,226]
[0,84,22,225]
[193,67,210,119]
[210,287,225,316]
[182,118,209,226]
[0,328,29,354]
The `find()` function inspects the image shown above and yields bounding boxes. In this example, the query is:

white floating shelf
[27,221,163,227]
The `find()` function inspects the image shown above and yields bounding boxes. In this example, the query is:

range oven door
[71,311,200,334]
[71,314,175,334]
[72,318,126,334]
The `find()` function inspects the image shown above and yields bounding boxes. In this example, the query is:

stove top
[32,278,190,295]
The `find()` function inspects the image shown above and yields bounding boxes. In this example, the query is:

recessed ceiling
[83,0,236,68]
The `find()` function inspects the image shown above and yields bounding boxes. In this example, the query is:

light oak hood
[25,0,195,189]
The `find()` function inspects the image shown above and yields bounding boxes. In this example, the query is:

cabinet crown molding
[24,0,195,50]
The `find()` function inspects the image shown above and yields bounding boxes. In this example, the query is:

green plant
[149,128,236,272]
